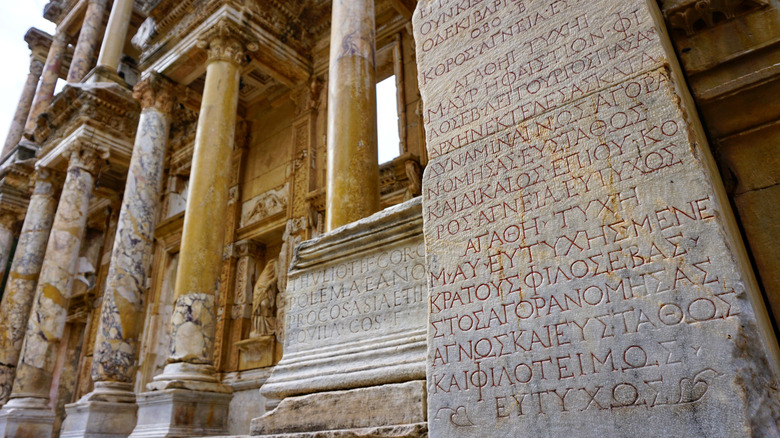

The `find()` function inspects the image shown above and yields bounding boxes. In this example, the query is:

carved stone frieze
[240,183,289,228]
[661,0,770,35]
[33,83,140,163]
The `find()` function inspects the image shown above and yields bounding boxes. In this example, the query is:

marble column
[95,0,133,75]
[59,74,176,438]
[129,21,252,438]
[67,0,108,83]
[0,169,60,405]
[2,59,44,157]
[0,145,103,438]
[0,213,18,290]
[325,0,379,231]
[150,21,253,388]
[25,32,67,136]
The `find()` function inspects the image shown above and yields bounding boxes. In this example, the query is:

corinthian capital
[133,72,178,113]
[67,143,108,176]
[196,19,258,66]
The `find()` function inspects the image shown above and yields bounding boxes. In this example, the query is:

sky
[0,2,401,165]
[0,1,57,144]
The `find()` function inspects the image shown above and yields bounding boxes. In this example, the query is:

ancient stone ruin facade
[0,0,776,437]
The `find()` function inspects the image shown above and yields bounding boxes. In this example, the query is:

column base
[128,388,232,438]
[0,397,55,438]
[60,382,138,438]
[83,66,129,87]
[147,363,233,394]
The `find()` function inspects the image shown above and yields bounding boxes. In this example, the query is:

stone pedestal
[61,401,137,438]
[252,198,426,435]
[128,389,231,438]
[0,398,55,438]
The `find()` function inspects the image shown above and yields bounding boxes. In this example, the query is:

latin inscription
[285,241,427,346]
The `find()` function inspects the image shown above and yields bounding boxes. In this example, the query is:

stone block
[259,198,427,401]
[251,381,426,436]
[128,389,231,438]
[0,398,55,438]
[414,0,780,436]
[60,400,138,438]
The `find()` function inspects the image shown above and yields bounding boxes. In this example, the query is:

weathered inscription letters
[415,0,780,436]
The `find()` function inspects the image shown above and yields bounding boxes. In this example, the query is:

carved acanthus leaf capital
[67,143,108,176]
[133,72,178,113]
[196,19,259,66]
[32,166,64,196]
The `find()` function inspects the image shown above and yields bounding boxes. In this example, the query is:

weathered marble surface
[259,198,426,401]
[9,145,102,401]
[129,389,232,438]
[414,0,780,436]
[152,20,251,388]
[25,32,67,134]
[67,0,108,83]
[0,213,18,294]
[2,59,43,157]
[0,169,60,404]
[326,0,380,230]
[96,0,134,73]
[252,381,426,435]
[91,74,175,387]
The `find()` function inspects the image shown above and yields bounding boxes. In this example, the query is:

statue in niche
[250,259,278,338]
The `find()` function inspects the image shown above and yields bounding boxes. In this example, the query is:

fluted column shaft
[25,32,67,135]
[95,0,133,74]
[152,22,253,386]
[2,59,44,157]
[8,146,102,401]
[90,74,174,391]
[0,170,60,404]
[67,0,108,83]
[325,0,379,231]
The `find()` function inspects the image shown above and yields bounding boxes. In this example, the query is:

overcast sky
[0,1,56,143]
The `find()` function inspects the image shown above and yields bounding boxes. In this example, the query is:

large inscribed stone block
[256,198,427,434]
[414,0,780,436]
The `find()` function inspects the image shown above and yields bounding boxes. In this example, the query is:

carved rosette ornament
[133,72,177,113]
[196,19,259,66]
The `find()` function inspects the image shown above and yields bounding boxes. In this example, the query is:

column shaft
[2,59,44,157]
[0,213,17,293]
[25,33,67,135]
[325,0,379,231]
[9,146,101,401]
[0,170,59,404]
[167,59,240,367]
[67,0,108,83]
[91,75,174,386]
[96,0,133,73]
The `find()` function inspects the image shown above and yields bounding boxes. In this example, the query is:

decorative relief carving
[661,0,770,35]
[196,18,259,65]
[239,183,289,228]
[67,142,108,176]
[133,73,178,113]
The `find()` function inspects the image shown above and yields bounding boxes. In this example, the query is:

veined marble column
[150,21,254,387]
[0,213,18,291]
[325,0,379,231]
[0,169,60,405]
[0,145,103,438]
[95,0,133,75]
[60,74,175,438]
[67,0,108,83]
[25,32,67,135]
[2,59,44,157]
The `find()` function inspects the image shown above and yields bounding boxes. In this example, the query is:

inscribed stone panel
[414,0,780,436]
